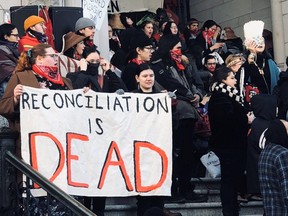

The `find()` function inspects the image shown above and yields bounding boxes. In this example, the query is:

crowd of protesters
[0,5,288,216]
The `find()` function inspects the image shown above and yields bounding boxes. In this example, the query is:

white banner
[20,86,172,197]
[83,0,110,30]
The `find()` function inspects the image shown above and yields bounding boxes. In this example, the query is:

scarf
[170,49,185,70]
[84,38,95,48]
[130,58,145,65]
[211,82,244,106]
[32,65,64,86]
[28,29,48,44]
[0,40,20,58]
[202,30,214,45]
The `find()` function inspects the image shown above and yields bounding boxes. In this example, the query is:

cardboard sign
[83,0,110,30]
[20,86,172,197]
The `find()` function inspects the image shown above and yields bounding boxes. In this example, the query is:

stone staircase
[104,177,264,216]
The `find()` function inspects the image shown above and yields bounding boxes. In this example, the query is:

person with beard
[0,23,20,98]
[259,119,288,215]
[18,15,47,53]
[75,17,97,50]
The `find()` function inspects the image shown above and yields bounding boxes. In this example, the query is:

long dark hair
[209,66,232,85]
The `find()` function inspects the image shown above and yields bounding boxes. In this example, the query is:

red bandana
[32,65,64,86]
[202,30,214,45]
[170,49,185,70]
[130,58,146,65]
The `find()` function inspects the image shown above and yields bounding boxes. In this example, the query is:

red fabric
[39,6,55,49]
[18,34,40,53]
[32,64,64,86]
[170,49,185,70]
[202,31,214,45]
[130,58,145,65]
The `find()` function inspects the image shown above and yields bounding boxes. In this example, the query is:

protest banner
[20,86,172,197]
[83,0,110,30]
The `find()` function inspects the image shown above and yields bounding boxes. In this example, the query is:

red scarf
[32,65,64,86]
[170,49,185,70]
[202,30,214,45]
[130,58,145,65]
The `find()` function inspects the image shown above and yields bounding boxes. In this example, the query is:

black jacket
[208,91,248,150]
[67,69,127,93]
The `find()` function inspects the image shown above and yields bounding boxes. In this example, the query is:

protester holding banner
[67,46,126,216]
[150,34,207,203]
[67,46,127,93]
[0,43,73,147]
[0,43,79,215]
[132,63,181,216]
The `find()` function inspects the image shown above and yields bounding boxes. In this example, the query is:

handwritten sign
[20,86,172,197]
[83,0,110,30]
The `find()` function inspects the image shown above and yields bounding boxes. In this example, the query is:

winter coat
[208,91,248,150]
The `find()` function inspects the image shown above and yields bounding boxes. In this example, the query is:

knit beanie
[159,34,180,51]
[130,30,152,49]
[75,17,95,32]
[24,15,45,31]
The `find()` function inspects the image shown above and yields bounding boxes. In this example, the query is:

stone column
[270,0,286,70]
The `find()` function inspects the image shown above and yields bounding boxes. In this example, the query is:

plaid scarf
[211,82,244,106]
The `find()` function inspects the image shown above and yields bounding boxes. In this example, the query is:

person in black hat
[121,30,154,91]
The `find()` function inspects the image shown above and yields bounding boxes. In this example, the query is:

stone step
[106,189,220,205]
[104,201,264,216]
[191,177,221,190]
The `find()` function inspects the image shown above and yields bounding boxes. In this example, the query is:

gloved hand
[115,89,125,95]
[167,91,177,99]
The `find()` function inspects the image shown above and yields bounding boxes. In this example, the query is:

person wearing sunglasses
[0,23,20,98]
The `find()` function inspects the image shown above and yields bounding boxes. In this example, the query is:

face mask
[86,62,100,75]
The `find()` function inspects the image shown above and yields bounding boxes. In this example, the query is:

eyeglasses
[207,62,216,66]
[10,34,19,37]
[45,53,59,58]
